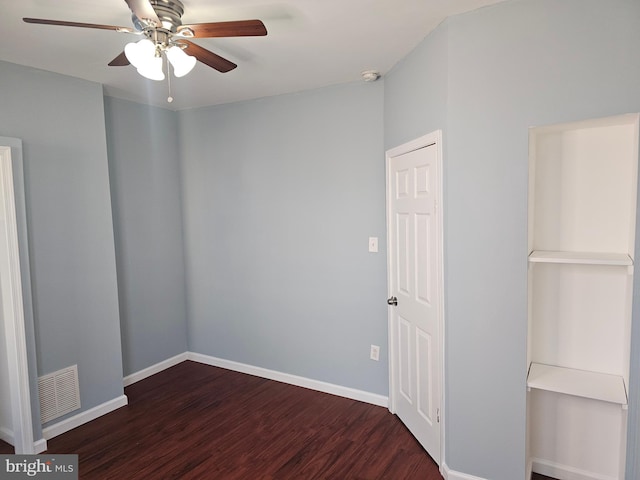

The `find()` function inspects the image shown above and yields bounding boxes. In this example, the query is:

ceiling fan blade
[123,0,160,27]
[23,17,133,32]
[182,41,237,73]
[178,20,267,38]
[108,52,130,67]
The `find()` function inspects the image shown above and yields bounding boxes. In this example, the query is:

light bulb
[166,45,196,78]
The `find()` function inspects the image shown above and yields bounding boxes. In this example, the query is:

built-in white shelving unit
[527,362,627,406]
[528,250,633,267]
[526,113,639,480]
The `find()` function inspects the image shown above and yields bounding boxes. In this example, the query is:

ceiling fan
[23,0,267,80]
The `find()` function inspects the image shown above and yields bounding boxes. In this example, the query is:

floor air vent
[38,365,81,424]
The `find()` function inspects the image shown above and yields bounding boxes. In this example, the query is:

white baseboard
[123,352,188,387]
[42,395,128,440]
[187,352,389,408]
[0,425,13,445]
[532,458,617,480]
[441,459,612,480]
[0,427,47,454]
[34,438,47,454]
[122,351,387,408]
[442,463,487,480]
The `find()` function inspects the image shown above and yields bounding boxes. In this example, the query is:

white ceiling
[0,0,507,111]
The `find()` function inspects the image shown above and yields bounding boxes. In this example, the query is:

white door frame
[386,130,445,467]
[0,143,35,454]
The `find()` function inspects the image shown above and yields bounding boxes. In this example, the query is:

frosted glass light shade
[137,55,165,81]
[124,39,165,81]
[166,45,196,77]
[124,39,155,69]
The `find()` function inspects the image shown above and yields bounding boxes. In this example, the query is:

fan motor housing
[150,0,185,31]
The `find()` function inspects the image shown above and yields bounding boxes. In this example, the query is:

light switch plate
[368,237,378,253]
[370,344,380,361]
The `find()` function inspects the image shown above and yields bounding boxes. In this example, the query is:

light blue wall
[0,61,124,423]
[385,0,640,478]
[104,97,188,376]
[179,81,388,394]
[384,20,448,149]
[447,1,640,478]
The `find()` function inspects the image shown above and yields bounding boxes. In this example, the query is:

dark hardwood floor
[0,439,13,454]
[2,363,561,479]
[44,360,442,479]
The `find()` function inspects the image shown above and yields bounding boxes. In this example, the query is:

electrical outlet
[370,344,380,361]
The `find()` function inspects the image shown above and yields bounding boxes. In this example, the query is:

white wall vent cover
[38,365,81,424]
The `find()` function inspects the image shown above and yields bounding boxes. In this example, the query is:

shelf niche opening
[526,113,639,480]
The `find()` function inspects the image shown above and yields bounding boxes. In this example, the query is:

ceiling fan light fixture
[166,45,196,77]
[124,38,155,69]
[125,38,165,81]
[137,55,165,81]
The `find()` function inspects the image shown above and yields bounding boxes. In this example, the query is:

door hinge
[437,408,440,423]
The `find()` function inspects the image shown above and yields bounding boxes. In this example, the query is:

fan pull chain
[166,56,173,103]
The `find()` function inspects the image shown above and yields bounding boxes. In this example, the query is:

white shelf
[528,250,633,266]
[527,362,628,405]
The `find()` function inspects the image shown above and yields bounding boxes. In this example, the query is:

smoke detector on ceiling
[361,70,381,82]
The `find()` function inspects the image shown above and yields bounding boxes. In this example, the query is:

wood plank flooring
[0,439,13,454]
[1,363,561,478]
[43,361,442,479]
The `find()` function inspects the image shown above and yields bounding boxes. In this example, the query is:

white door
[386,132,443,465]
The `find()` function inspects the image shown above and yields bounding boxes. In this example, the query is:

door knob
[387,296,398,306]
